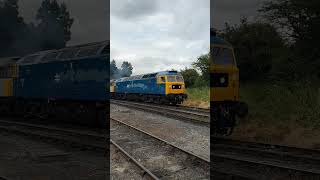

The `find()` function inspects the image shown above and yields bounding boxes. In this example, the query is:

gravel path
[111,104,209,160]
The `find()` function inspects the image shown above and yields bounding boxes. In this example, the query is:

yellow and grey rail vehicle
[210,29,248,135]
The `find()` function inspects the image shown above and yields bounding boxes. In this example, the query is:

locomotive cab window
[176,75,184,82]
[211,47,235,65]
[157,76,166,83]
[167,75,183,82]
[167,75,176,82]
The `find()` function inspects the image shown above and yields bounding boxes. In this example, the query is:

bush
[240,81,320,129]
[186,87,209,102]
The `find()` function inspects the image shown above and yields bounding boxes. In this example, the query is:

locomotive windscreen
[211,47,235,65]
[167,75,184,82]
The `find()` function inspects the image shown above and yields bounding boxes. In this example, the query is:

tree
[120,61,133,77]
[0,0,27,57]
[110,60,119,79]
[110,60,134,78]
[192,53,210,83]
[36,0,74,50]
[0,0,74,57]
[180,68,199,88]
[221,18,286,82]
[260,0,320,64]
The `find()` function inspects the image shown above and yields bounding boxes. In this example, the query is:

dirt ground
[182,99,209,109]
[231,120,320,150]
[0,130,107,180]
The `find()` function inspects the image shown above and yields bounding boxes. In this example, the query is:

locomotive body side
[7,41,110,127]
[15,56,108,102]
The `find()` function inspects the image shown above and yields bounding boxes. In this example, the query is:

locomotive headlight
[220,77,226,84]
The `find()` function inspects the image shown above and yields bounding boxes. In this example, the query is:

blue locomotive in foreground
[110,71,187,105]
[0,41,109,127]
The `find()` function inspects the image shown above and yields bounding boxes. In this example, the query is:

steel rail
[110,139,160,180]
[212,137,320,179]
[111,117,209,163]
[111,100,210,125]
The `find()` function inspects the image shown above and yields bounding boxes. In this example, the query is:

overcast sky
[211,0,265,29]
[16,0,264,72]
[18,0,109,45]
[111,0,210,75]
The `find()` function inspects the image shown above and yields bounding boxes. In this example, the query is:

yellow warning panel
[0,78,13,97]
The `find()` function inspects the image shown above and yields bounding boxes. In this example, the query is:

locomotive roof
[115,70,180,82]
[210,28,231,46]
[210,36,231,46]
[17,40,109,65]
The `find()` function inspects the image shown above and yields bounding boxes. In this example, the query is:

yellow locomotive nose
[166,82,185,95]
[210,64,239,102]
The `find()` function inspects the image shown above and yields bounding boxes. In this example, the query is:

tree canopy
[36,0,74,50]
[110,60,133,79]
[180,68,199,88]
[260,0,320,79]
[0,0,73,57]
[192,53,210,83]
[221,18,285,81]
[0,0,26,56]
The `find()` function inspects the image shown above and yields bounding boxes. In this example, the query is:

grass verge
[233,81,320,149]
[183,87,209,109]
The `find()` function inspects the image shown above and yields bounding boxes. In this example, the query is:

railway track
[0,119,164,179]
[111,99,210,126]
[0,119,106,150]
[4,109,317,179]
[212,137,320,179]
[111,140,160,180]
[110,117,210,179]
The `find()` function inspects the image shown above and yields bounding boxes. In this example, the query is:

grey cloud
[111,0,209,75]
[111,0,158,20]
[111,0,209,41]
[132,56,193,75]
[19,0,109,45]
[211,0,265,29]
[162,0,210,41]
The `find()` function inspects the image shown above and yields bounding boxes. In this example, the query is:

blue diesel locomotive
[110,71,187,105]
[0,41,109,127]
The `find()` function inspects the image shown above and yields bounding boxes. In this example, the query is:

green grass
[185,86,209,102]
[240,81,320,129]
